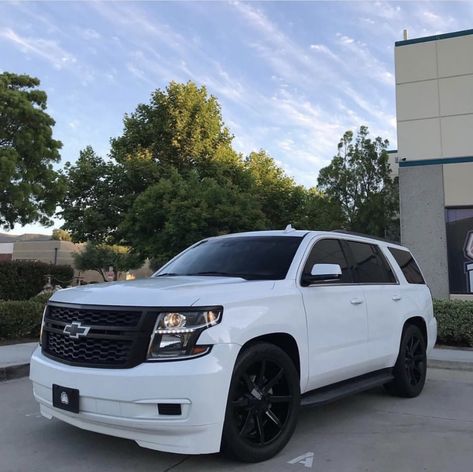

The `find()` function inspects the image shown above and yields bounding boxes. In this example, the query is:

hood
[50,276,267,307]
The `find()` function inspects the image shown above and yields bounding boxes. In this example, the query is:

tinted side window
[388,248,425,284]
[346,241,396,284]
[303,239,353,283]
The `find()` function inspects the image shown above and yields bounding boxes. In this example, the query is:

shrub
[0,260,73,300]
[0,299,44,341]
[434,299,473,347]
[29,293,53,305]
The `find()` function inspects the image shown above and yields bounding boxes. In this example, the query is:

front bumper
[30,344,240,454]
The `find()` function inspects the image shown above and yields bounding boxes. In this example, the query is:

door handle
[350,297,364,305]
[392,295,402,301]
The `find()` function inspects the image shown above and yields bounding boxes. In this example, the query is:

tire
[221,342,300,462]
[385,324,427,398]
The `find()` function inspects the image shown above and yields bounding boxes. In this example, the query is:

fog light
[158,403,182,415]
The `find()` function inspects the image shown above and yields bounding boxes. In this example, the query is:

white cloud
[0,27,76,69]
[309,43,343,64]
[80,28,101,40]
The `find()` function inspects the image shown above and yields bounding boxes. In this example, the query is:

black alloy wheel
[222,343,300,462]
[385,324,427,398]
[404,332,425,387]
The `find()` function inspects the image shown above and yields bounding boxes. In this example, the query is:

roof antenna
[285,224,295,232]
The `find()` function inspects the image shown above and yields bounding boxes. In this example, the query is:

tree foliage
[123,169,267,263]
[73,243,144,281]
[0,72,64,229]
[317,126,399,239]
[51,229,71,241]
[111,81,233,171]
[61,81,398,264]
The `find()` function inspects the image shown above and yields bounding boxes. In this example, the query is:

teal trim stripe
[399,156,473,167]
[386,149,398,154]
[396,28,473,47]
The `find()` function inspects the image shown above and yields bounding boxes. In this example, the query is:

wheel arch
[239,332,301,378]
[403,316,428,345]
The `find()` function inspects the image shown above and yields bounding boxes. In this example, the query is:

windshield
[155,236,303,280]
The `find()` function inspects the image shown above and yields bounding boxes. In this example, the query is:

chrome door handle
[392,295,402,301]
[350,298,364,305]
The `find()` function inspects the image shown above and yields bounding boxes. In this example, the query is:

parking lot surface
[1,368,473,472]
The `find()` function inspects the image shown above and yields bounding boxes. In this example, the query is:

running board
[300,369,394,407]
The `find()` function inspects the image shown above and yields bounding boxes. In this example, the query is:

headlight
[147,308,222,360]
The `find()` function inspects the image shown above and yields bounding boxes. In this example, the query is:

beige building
[394,29,473,299]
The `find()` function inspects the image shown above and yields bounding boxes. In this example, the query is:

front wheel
[221,342,300,462]
[385,324,427,398]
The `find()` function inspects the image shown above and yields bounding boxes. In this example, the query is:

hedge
[0,299,45,341]
[434,299,473,347]
[0,260,73,300]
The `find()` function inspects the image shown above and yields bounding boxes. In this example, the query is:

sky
[1,0,472,234]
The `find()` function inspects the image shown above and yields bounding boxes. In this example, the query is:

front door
[299,238,370,391]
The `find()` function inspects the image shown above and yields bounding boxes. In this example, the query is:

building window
[446,207,473,294]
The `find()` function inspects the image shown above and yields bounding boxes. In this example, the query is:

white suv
[30,229,437,462]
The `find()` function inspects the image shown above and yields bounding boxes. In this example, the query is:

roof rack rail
[331,230,400,245]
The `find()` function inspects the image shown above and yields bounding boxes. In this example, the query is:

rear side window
[303,238,353,283]
[388,248,425,284]
[345,241,396,284]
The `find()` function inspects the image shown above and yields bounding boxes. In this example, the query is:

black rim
[231,359,293,446]
[404,334,425,386]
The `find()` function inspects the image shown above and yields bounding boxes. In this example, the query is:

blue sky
[1,1,471,234]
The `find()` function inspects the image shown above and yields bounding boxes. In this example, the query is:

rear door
[299,238,370,390]
[343,240,401,369]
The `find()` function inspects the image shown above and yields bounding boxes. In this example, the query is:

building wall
[0,242,14,262]
[387,150,399,178]
[395,30,473,298]
[399,165,449,298]
[12,240,80,267]
[396,33,473,161]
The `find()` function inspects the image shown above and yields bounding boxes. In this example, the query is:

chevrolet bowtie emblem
[63,321,91,339]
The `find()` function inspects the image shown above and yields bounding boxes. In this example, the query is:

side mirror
[302,263,342,286]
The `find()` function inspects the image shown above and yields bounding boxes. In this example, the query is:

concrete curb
[428,359,473,372]
[0,364,30,382]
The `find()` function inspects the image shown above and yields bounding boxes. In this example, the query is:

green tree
[61,82,238,244]
[292,188,345,231]
[73,242,144,281]
[317,126,399,239]
[51,229,71,241]
[122,169,267,263]
[111,81,233,171]
[61,146,123,243]
[62,80,351,262]
[245,150,304,229]
[0,72,63,229]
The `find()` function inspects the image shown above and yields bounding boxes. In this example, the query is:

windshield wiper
[154,272,180,277]
[185,271,250,279]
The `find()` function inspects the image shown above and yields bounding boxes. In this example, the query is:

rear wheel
[385,324,427,398]
[221,343,300,462]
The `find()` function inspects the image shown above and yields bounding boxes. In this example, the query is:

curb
[0,363,30,382]
[428,359,473,372]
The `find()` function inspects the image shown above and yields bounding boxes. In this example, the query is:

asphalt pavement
[1,367,473,472]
